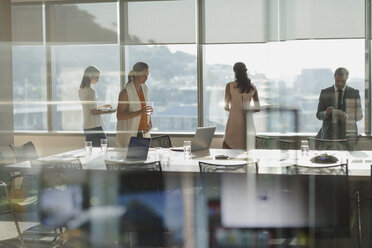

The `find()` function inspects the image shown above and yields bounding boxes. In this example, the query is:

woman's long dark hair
[233,62,252,93]
[80,65,101,89]
[127,62,149,83]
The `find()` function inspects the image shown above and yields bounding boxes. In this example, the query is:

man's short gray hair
[334,67,349,77]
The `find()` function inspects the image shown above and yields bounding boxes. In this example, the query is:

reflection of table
[6,148,372,176]
[5,148,372,247]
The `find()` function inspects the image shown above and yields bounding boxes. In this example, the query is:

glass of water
[154,147,162,161]
[301,140,309,156]
[183,140,191,160]
[100,138,108,153]
[85,141,93,156]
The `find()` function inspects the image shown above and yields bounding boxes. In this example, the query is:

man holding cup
[316,67,363,140]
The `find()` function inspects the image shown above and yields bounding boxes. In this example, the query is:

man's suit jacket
[316,85,363,139]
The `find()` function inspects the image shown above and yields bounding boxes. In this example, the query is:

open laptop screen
[126,137,151,161]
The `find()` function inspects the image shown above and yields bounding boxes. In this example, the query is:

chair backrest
[9,141,39,163]
[199,161,247,174]
[256,135,297,150]
[286,159,349,176]
[31,159,82,170]
[150,135,172,148]
[105,161,162,172]
[307,137,349,151]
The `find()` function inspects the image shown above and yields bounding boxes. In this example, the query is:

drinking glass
[183,140,191,160]
[85,141,93,156]
[154,147,162,161]
[100,139,108,153]
[146,102,154,115]
[301,140,309,156]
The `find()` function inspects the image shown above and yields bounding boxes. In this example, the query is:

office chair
[0,178,25,248]
[7,142,39,204]
[286,161,360,248]
[9,141,39,163]
[17,159,83,245]
[105,161,178,248]
[150,135,172,148]
[198,161,250,198]
[105,160,162,172]
[30,158,82,170]
[286,159,349,176]
[307,137,349,151]
[255,135,297,150]
[199,161,248,174]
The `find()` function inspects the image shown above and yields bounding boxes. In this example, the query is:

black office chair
[150,135,172,148]
[199,161,248,174]
[255,135,297,150]
[105,161,162,173]
[286,159,349,176]
[105,161,176,247]
[198,161,250,198]
[307,137,349,151]
[287,161,359,248]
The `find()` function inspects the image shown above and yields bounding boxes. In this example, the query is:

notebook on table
[124,137,152,162]
[171,126,216,152]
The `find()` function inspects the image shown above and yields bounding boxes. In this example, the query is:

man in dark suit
[316,67,363,139]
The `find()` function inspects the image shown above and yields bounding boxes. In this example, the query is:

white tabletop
[6,148,372,176]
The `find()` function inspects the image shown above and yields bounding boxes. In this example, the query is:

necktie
[337,89,343,109]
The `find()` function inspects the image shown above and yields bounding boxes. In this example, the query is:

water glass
[183,140,191,160]
[146,102,154,115]
[85,141,93,156]
[100,139,108,153]
[301,140,309,156]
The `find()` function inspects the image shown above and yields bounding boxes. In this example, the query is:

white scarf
[116,81,151,147]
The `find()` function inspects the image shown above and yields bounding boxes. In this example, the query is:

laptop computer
[125,137,152,162]
[171,126,216,152]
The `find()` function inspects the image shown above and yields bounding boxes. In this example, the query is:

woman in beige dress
[223,62,260,149]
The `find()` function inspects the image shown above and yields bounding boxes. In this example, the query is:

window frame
[11,0,372,136]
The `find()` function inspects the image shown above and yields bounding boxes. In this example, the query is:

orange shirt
[137,88,148,131]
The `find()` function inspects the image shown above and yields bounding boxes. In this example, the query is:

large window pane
[204,40,364,133]
[126,45,197,132]
[12,46,47,131]
[51,45,120,132]
[49,2,118,44]
[126,0,196,44]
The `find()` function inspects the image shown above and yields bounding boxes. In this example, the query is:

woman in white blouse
[116,62,153,147]
[79,65,116,147]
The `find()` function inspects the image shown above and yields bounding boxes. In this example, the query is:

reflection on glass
[12,46,47,131]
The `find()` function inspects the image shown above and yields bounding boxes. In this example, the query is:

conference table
[7,147,372,176]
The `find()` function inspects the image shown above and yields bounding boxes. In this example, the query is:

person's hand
[336,111,346,120]
[103,104,112,109]
[325,106,334,116]
[140,106,153,115]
